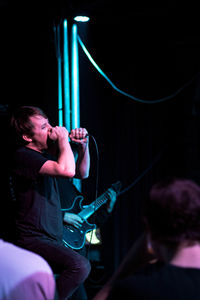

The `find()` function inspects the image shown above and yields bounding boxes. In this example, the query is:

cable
[85,134,100,257]
[119,151,163,196]
[78,36,198,104]
[89,135,100,201]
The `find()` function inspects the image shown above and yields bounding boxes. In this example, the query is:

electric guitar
[62,181,121,250]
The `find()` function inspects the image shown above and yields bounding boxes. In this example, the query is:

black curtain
[1,1,200,294]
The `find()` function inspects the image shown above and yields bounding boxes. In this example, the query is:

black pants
[69,284,88,300]
[17,237,91,300]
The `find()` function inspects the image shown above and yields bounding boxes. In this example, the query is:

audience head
[144,178,200,256]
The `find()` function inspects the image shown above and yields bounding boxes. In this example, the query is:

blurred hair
[144,178,200,246]
[10,106,47,145]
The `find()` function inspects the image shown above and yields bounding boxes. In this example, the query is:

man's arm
[70,128,90,179]
[40,126,76,177]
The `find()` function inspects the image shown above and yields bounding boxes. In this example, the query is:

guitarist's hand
[63,212,83,228]
[106,188,117,213]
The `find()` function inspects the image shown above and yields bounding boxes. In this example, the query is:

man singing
[9,106,91,300]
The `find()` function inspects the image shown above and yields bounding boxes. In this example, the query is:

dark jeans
[69,284,88,300]
[18,237,91,300]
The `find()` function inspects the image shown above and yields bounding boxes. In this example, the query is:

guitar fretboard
[79,192,109,220]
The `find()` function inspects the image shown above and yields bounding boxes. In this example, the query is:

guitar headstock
[111,181,122,195]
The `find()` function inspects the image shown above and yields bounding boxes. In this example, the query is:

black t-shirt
[107,262,200,300]
[11,146,63,243]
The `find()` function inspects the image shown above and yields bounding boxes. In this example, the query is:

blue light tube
[63,20,71,131]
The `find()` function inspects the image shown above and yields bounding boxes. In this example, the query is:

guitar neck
[79,193,109,220]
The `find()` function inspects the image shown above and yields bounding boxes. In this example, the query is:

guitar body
[62,196,96,250]
[62,181,121,250]
[63,221,96,250]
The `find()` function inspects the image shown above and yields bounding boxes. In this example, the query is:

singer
[9,106,91,300]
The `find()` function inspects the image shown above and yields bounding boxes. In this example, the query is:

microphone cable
[85,134,100,257]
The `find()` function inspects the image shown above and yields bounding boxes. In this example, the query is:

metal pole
[71,23,81,191]
[71,23,80,129]
[56,25,63,126]
[63,19,71,131]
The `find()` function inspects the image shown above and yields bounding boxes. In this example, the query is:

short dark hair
[144,178,200,246]
[10,106,47,145]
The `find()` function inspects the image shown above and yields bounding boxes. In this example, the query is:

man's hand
[106,188,117,213]
[69,128,88,146]
[48,126,69,142]
[63,212,83,228]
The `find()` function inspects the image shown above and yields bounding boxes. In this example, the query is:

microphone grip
[69,132,89,139]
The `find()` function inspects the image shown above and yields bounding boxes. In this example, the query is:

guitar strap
[57,177,82,211]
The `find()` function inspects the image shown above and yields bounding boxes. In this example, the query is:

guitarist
[57,146,117,300]
[59,177,117,236]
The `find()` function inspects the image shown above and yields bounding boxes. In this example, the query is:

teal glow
[63,20,71,131]
[56,25,63,126]
[71,23,81,191]
[74,16,90,22]
[71,24,80,129]
[58,57,63,126]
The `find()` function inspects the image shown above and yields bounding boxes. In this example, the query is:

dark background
[1,0,200,297]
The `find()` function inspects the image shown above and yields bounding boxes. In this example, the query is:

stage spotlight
[74,16,90,22]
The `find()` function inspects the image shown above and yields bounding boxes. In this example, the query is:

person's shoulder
[109,263,200,300]
[165,263,200,277]
[108,264,166,300]
[12,147,48,173]
[13,146,41,160]
[14,146,34,154]
[15,146,45,157]
[110,262,165,294]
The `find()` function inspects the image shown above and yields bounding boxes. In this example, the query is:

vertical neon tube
[71,23,80,129]
[57,25,63,126]
[71,23,81,191]
[63,19,71,131]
